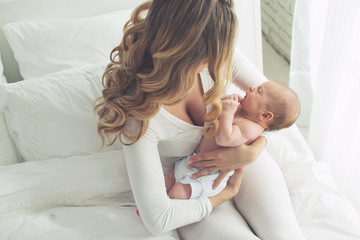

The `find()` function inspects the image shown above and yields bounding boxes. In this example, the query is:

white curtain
[290,0,360,213]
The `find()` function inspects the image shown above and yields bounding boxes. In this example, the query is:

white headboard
[0,0,262,83]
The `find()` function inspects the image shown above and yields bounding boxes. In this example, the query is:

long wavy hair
[95,0,238,146]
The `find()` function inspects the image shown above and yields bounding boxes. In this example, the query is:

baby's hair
[265,81,300,131]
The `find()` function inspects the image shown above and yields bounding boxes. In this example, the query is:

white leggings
[177,150,306,240]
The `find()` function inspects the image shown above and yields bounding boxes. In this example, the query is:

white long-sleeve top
[123,47,267,235]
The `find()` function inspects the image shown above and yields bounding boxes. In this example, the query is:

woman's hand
[208,168,245,209]
[188,136,267,188]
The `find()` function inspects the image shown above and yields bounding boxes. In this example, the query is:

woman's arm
[123,126,212,235]
[209,168,245,208]
[232,46,268,90]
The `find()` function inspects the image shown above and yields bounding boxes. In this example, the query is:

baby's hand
[221,94,241,114]
[221,94,242,101]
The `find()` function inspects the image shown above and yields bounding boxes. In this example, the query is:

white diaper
[174,153,234,199]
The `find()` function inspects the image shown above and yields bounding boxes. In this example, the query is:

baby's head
[240,80,300,130]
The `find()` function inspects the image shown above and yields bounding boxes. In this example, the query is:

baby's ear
[258,111,274,121]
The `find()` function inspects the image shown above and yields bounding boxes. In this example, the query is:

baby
[166,80,300,199]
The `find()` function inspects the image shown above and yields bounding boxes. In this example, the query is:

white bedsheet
[266,126,360,239]
[0,151,179,239]
[1,127,360,240]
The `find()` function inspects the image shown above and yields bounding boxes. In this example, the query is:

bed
[0,0,360,239]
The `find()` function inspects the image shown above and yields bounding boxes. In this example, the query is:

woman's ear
[258,111,274,122]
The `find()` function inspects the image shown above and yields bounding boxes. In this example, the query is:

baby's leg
[168,182,192,199]
[164,170,176,194]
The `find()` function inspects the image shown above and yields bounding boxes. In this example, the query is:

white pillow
[2,9,132,79]
[0,52,7,84]
[0,114,18,165]
[0,64,122,162]
[0,51,18,165]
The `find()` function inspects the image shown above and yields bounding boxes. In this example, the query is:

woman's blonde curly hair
[95,0,238,146]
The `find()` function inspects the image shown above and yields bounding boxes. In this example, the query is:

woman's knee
[177,201,260,240]
[178,223,259,240]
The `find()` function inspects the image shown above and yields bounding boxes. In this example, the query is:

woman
[95,0,305,239]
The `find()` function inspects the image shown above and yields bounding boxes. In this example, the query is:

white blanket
[0,151,179,239]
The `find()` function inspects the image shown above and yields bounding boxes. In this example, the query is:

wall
[261,0,295,62]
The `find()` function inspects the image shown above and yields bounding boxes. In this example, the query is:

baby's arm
[215,94,246,147]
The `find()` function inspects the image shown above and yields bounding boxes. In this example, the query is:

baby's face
[240,81,278,115]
